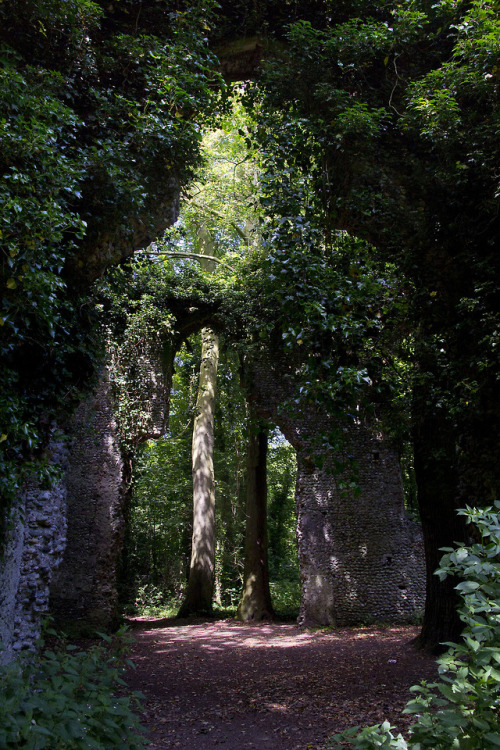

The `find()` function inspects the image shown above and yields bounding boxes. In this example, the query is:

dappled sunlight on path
[126,619,437,750]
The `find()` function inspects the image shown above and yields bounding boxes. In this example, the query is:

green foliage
[236,67,412,441]
[120,342,300,615]
[327,503,500,749]
[98,99,264,455]
[0,0,225,529]
[224,186,408,436]
[237,0,500,575]
[0,627,146,750]
[267,434,300,607]
[269,579,301,619]
[0,55,94,516]
[104,103,270,613]
[121,342,199,606]
[120,341,248,611]
[96,249,222,454]
[127,583,180,619]
[151,92,262,286]
[175,94,263,257]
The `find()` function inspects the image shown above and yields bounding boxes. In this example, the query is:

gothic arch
[49,312,424,630]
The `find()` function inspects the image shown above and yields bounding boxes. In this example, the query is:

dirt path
[126,619,437,750]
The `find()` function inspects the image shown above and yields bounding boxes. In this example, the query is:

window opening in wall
[119,339,201,618]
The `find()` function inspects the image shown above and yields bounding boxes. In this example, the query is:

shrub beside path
[125,619,437,750]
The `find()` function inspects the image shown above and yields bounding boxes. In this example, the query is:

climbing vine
[0,0,226,529]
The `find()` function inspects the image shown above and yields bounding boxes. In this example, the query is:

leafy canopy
[0,0,225,522]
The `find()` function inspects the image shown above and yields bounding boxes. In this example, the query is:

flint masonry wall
[0,346,174,655]
[49,369,125,630]
[49,347,174,631]
[0,437,67,664]
[246,354,425,626]
[294,427,425,625]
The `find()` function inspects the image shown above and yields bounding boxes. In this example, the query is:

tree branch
[148,251,238,273]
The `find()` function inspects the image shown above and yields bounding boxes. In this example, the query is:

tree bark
[412,393,469,652]
[178,326,219,617]
[237,418,274,621]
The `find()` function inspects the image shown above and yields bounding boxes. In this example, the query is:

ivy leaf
[456,580,480,593]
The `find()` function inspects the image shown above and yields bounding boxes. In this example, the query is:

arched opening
[48,79,425,635]
[43,93,428,638]
[119,337,299,620]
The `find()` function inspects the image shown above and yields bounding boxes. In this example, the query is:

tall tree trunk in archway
[177,227,221,618]
[237,417,274,621]
[178,325,219,617]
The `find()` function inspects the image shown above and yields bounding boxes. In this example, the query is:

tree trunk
[237,419,274,621]
[413,396,469,652]
[178,326,219,617]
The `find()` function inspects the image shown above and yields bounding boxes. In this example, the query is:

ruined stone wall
[246,355,425,626]
[49,345,174,631]
[49,368,125,630]
[49,347,424,632]
[294,428,425,626]
[0,346,175,654]
[2,335,424,642]
[0,438,67,664]
[1,173,181,651]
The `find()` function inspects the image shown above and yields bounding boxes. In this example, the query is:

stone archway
[48,328,424,632]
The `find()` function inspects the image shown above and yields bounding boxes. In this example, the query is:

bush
[270,578,302,619]
[327,502,500,750]
[0,627,147,749]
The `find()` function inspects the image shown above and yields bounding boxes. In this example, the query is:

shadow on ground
[125,619,437,750]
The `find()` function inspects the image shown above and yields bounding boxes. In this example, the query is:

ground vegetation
[330,502,500,748]
[0,627,146,749]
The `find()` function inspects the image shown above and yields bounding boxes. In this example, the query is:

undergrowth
[124,578,301,621]
[328,503,500,750]
[0,626,147,749]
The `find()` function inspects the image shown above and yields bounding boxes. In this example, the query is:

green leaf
[437,683,460,702]
[484,734,500,747]
[65,719,85,738]
[456,581,480,593]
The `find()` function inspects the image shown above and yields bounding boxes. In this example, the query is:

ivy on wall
[0,0,226,530]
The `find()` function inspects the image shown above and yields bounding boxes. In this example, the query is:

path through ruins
[126,619,437,750]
